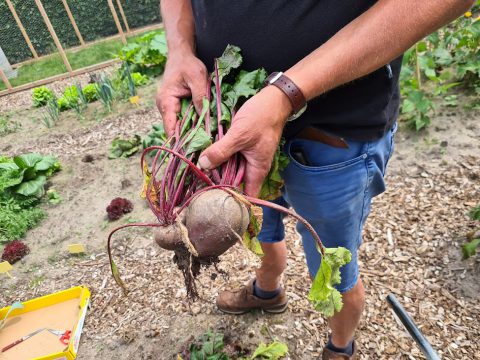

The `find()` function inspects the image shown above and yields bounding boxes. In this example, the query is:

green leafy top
[250,341,288,360]
[215,44,243,84]
[308,247,352,317]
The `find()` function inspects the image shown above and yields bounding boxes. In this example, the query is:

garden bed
[0,73,479,359]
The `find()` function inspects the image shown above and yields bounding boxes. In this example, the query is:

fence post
[5,0,39,59]
[61,0,85,46]
[0,69,13,91]
[115,0,131,34]
[107,0,127,44]
[34,0,73,73]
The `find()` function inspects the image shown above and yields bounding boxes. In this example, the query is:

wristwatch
[265,72,307,121]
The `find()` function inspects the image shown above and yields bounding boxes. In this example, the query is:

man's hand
[198,86,293,197]
[156,52,208,136]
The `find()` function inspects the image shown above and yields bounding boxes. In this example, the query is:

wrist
[265,72,307,121]
[167,41,196,59]
[259,85,293,126]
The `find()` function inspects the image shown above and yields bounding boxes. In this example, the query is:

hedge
[0,0,161,64]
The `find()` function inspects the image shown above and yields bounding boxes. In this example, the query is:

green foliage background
[0,0,161,64]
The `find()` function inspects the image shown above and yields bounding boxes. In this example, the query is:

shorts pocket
[286,139,368,173]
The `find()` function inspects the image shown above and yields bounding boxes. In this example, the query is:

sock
[326,337,354,356]
[253,280,280,299]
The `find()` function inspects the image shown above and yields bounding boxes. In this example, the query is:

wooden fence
[0,0,161,97]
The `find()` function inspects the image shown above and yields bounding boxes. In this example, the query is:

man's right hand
[156,51,208,136]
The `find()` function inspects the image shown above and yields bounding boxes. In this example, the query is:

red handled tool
[1,327,45,352]
[47,329,72,345]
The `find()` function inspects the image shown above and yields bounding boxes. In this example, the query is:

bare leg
[255,241,287,291]
[328,278,365,347]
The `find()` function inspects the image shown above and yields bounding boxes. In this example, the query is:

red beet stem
[245,196,326,257]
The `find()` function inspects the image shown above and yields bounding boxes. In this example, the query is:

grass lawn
[0,30,158,92]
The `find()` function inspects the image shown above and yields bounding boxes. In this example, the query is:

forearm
[161,0,195,55]
[286,0,474,100]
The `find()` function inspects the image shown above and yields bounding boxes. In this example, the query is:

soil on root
[173,245,224,300]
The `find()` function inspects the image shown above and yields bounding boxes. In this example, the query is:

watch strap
[265,72,306,114]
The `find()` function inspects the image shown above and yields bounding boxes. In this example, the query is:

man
[156,1,473,358]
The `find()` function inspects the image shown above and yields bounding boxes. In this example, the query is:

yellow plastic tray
[0,286,90,360]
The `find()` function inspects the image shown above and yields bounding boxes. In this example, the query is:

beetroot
[2,241,30,264]
[185,189,249,257]
[106,198,133,221]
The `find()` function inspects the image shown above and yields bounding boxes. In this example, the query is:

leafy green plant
[57,85,79,111]
[108,135,141,159]
[400,7,480,130]
[0,115,20,136]
[187,330,230,360]
[95,75,115,112]
[0,153,61,198]
[82,83,98,102]
[142,123,168,149]
[462,204,480,259]
[0,154,61,243]
[0,205,44,244]
[32,86,54,107]
[132,72,149,86]
[40,97,60,128]
[47,189,62,204]
[117,30,168,77]
[70,83,88,119]
[123,62,137,97]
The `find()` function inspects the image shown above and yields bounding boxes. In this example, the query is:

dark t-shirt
[191,0,402,141]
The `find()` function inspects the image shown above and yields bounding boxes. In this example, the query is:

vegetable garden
[0,5,479,360]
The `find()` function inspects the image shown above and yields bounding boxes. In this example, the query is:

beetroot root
[154,224,183,251]
[185,189,249,258]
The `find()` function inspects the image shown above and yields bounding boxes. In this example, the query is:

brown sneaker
[216,279,288,315]
[322,341,357,360]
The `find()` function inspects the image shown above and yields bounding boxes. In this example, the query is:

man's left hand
[198,85,293,197]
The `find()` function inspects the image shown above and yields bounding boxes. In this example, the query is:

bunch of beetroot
[108,46,348,317]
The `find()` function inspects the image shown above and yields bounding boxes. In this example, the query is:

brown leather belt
[296,127,349,149]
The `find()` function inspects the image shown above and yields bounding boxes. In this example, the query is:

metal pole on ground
[61,0,85,46]
[386,294,441,360]
[34,0,73,73]
[107,0,127,45]
[5,0,39,59]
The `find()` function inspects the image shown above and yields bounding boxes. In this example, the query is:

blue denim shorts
[258,124,397,293]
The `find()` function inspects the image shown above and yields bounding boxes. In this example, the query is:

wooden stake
[34,0,73,73]
[115,0,131,33]
[0,69,13,91]
[61,0,85,46]
[107,0,127,45]
[5,0,38,59]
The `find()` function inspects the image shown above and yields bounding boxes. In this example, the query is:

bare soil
[0,77,479,360]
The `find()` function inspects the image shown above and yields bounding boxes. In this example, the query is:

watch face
[287,103,307,121]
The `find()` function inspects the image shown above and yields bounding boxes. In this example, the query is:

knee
[342,279,365,314]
